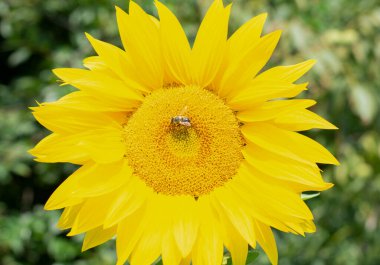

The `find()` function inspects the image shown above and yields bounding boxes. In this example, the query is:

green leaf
[246,250,259,265]
[224,249,259,264]
[225,255,232,265]
[301,192,320,201]
[153,257,163,265]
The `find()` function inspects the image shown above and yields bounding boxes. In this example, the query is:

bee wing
[179,121,191,127]
[179,105,188,116]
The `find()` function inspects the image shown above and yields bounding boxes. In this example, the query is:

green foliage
[301,192,320,201]
[1,0,379,264]
[225,249,259,265]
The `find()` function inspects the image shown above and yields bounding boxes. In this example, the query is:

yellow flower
[30,1,339,264]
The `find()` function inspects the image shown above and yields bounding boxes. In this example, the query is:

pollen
[123,86,243,196]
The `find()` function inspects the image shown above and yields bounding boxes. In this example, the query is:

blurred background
[0,0,379,264]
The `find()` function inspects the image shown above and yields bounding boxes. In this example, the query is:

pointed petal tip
[66,229,77,237]
[27,148,36,156]
[325,152,340,165]
[306,58,317,66]
[323,121,338,130]
[313,182,335,191]
[43,201,55,211]
[271,30,282,43]
[295,59,317,75]
[115,5,128,17]
[51,68,58,75]
[326,124,339,130]
[81,240,95,252]
[129,0,144,14]
[273,29,283,37]
[260,12,269,18]
[81,245,88,252]
[52,68,68,77]
[44,195,71,211]
[325,157,340,166]
[309,99,317,106]
[260,29,282,45]
[84,32,94,42]
[154,0,166,16]
[225,2,233,9]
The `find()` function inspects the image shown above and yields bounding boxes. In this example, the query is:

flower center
[123,86,243,197]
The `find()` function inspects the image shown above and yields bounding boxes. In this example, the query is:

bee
[171,106,191,127]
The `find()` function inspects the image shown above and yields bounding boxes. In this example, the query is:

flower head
[30,1,338,264]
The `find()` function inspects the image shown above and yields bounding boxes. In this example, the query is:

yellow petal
[226,178,292,233]
[52,90,137,113]
[255,59,316,83]
[76,128,125,164]
[46,91,135,112]
[243,144,333,192]
[238,163,314,220]
[44,165,90,210]
[179,255,192,265]
[30,127,125,165]
[252,220,278,265]
[30,133,89,164]
[116,205,149,265]
[44,161,125,210]
[191,0,230,87]
[162,232,183,265]
[83,56,107,70]
[219,30,282,99]
[228,13,267,58]
[273,108,338,131]
[82,225,117,251]
[155,0,192,85]
[116,3,163,90]
[221,221,248,265]
[228,164,315,236]
[71,160,131,198]
[31,103,119,134]
[300,219,316,233]
[237,99,316,122]
[57,204,82,229]
[129,223,163,265]
[213,13,267,94]
[228,82,307,110]
[211,193,256,247]
[104,177,149,228]
[83,56,119,79]
[171,197,199,257]
[242,123,339,165]
[85,34,128,78]
[84,34,151,93]
[53,68,143,103]
[68,193,118,236]
[212,197,249,265]
[192,198,224,265]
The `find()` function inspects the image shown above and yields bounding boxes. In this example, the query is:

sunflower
[30,1,338,264]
